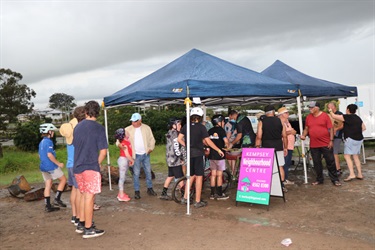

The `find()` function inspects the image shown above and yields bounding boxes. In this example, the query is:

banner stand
[235,148,285,210]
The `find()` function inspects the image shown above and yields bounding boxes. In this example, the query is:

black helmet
[114,128,125,141]
[212,115,224,126]
[167,117,181,129]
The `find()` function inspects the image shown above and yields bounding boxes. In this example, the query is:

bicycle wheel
[171,176,195,204]
[222,169,232,193]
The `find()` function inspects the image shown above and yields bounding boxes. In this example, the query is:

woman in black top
[329,104,366,181]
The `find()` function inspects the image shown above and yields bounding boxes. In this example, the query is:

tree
[49,93,77,121]
[0,68,36,130]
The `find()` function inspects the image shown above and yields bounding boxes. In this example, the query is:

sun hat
[59,118,78,145]
[277,107,289,116]
[130,113,142,121]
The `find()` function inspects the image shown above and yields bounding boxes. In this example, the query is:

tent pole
[104,108,112,190]
[297,96,308,184]
[185,96,191,215]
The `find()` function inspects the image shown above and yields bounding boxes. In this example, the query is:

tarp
[261,60,357,98]
[103,49,299,107]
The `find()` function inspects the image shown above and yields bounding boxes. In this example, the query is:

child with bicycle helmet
[208,114,230,200]
[177,107,225,208]
[38,123,67,212]
[160,118,185,200]
[115,128,134,202]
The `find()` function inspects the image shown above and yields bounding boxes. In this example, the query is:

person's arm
[177,134,185,147]
[281,123,288,156]
[300,126,309,140]
[362,122,366,131]
[123,145,134,166]
[223,137,230,149]
[328,110,344,122]
[147,127,156,154]
[255,121,263,148]
[98,149,107,165]
[203,137,225,157]
[47,153,64,168]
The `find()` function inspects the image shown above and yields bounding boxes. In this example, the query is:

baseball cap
[308,101,320,108]
[264,105,275,113]
[130,113,142,121]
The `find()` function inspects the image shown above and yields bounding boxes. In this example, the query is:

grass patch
[0,144,167,187]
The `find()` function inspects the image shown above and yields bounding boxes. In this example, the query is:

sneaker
[217,193,229,200]
[54,199,67,207]
[82,226,105,239]
[76,222,85,234]
[117,194,131,202]
[134,191,141,200]
[194,200,207,208]
[147,188,157,196]
[283,179,295,185]
[71,216,76,224]
[74,217,79,226]
[209,194,216,200]
[159,194,172,200]
[45,205,60,212]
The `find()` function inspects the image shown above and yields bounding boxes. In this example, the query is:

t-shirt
[208,126,226,160]
[181,122,209,158]
[73,119,108,174]
[165,129,183,167]
[236,115,256,147]
[343,114,364,140]
[305,112,332,148]
[38,137,58,172]
[283,121,295,150]
[66,144,74,168]
[224,121,237,142]
[119,139,132,158]
[259,115,283,151]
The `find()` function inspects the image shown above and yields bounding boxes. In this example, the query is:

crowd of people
[37,100,366,239]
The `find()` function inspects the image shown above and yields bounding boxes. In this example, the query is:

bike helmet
[39,123,57,134]
[212,115,224,126]
[114,128,125,141]
[190,107,203,117]
[168,117,181,128]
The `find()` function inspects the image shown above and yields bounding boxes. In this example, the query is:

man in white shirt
[125,113,156,199]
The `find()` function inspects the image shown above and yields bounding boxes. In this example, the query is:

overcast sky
[1,0,374,109]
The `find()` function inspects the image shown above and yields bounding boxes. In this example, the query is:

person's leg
[321,146,339,183]
[344,154,355,178]
[118,157,126,197]
[310,148,324,183]
[133,155,141,193]
[70,186,77,217]
[353,154,363,178]
[44,178,52,205]
[210,169,217,197]
[283,150,293,180]
[333,139,342,173]
[195,175,203,203]
[84,192,95,229]
[143,154,153,189]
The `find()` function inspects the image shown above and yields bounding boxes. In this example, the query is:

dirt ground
[1,149,375,250]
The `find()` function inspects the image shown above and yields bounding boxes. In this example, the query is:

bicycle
[171,167,232,204]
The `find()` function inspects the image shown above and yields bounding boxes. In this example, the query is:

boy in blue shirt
[38,123,67,212]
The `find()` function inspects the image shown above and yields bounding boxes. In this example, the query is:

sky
[1,0,374,110]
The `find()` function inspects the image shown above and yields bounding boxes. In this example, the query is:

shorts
[190,156,204,176]
[168,165,184,178]
[344,137,362,155]
[209,159,226,171]
[333,138,342,154]
[75,170,101,194]
[41,167,64,181]
[68,168,78,188]
[274,151,285,167]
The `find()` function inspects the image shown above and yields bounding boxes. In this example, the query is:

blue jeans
[133,153,153,191]
[310,147,338,183]
[283,150,293,180]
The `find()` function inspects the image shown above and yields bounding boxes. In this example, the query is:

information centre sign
[236,148,274,206]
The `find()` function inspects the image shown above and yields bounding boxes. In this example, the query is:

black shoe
[76,222,85,234]
[54,199,67,207]
[45,205,60,212]
[147,188,157,196]
[134,191,141,199]
[82,226,105,239]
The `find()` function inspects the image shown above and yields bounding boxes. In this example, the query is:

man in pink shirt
[300,101,341,186]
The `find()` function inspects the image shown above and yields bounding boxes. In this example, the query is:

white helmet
[40,123,57,134]
[190,107,203,117]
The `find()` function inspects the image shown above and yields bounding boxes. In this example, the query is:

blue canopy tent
[103,49,299,214]
[262,60,358,184]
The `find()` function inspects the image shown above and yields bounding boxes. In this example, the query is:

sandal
[356,176,364,180]
[93,204,101,211]
[344,176,356,182]
[311,181,323,185]
[333,181,342,186]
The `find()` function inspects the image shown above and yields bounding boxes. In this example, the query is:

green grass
[0,144,167,187]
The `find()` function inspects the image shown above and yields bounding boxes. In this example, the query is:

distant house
[33,108,63,122]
